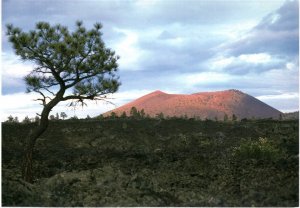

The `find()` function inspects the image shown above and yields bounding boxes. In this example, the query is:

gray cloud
[2,0,286,30]
[224,62,285,75]
[2,77,25,95]
[255,0,298,31]
[135,26,225,74]
[190,68,299,97]
[158,31,177,40]
[2,0,298,112]
[223,0,298,57]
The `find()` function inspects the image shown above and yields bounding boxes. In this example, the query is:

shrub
[232,137,280,161]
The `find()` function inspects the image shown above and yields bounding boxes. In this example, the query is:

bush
[232,137,280,162]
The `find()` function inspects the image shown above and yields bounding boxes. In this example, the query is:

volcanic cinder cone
[103,89,282,119]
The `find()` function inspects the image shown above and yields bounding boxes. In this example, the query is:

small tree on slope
[6,21,120,182]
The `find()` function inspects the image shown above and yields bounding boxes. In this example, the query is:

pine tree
[156,112,164,119]
[14,117,19,123]
[140,109,146,118]
[130,107,139,118]
[6,21,120,182]
[23,116,31,124]
[60,112,67,120]
[121,111,127,118]
[6,115,14,123]
[110,112,117,118]
[232,114,237,121]
[224,114,228,122]
[34,116,40,123]
[55,113,59,120]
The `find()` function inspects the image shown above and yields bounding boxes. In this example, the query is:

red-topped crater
[103,89,281,119]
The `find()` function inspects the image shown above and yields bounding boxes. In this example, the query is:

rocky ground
[2,118,299,206]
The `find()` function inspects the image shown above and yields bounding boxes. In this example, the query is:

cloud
[208,0,298,77]
[221,0,299,57]
[129,0,285,27]
[2,0,298,118]
[2,0,286,50]
[2,52,33,78]
[210,53,273,69]
[135,24,225,73]
[158,30,177,40]
[0,89,166,121]
[3,0,290,76]
[208,53,286,75]
[256,92,299,100]
[238,53,271,63]
[255,0,298,32]
[175,72,233,87]
[108,89,153,104]
[1,92,42,121]
[255,92,299,113]
[110,28,146,71]
[1,52,35,94]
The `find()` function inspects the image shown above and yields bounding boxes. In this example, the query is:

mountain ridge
[103,89,282,119]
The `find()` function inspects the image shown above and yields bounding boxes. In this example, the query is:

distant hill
[103,89,282,120]
[283,111,299,120]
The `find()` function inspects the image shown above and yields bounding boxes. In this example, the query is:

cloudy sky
[1,0,299,121]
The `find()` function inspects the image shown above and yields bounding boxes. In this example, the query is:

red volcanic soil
[103,89,282,119]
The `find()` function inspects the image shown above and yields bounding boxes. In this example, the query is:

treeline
[3,112,88,124]
[102,107,250,122]
[5,107,296,124]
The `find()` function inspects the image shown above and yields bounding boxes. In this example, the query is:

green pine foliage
[6,21,121,182]
[6,20,120,112]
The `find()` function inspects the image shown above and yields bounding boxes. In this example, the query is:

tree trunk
[22,122,49,183]
[22,146,34,183]
[22,88,65,183]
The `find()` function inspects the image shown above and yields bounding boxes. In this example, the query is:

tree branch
[25,46,65,87]
[63,93,116,108]
[65,71,99,88]
[33,90,53,106]
[62,94,96,101]
[41,86,56,96]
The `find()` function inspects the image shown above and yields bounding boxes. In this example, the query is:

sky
[1,0,299,121]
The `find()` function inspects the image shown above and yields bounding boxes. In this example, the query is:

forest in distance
[2,115,299,206]
[4,108,299,123]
